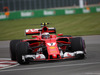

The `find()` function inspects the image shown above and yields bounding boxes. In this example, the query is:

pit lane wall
[0,6,100,21]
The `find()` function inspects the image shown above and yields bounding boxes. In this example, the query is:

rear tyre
[10,40,21,61]
[70,37,86,59]
[16,42,30,65]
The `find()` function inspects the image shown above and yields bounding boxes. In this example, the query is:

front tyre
[10,40,22,61]
[16,42,30,65]
[70,37,86,59]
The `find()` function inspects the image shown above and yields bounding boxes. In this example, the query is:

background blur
[0,0,100,12]
[0,0,100,40]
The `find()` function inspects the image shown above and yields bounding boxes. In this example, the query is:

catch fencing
[0,0,100,12]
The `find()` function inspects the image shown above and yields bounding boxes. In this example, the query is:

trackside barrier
[0,6,100,21]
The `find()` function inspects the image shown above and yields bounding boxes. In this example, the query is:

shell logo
[49,46,56,49]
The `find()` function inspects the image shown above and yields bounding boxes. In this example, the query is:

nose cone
[53,54,57,58]
[50,54,59,59]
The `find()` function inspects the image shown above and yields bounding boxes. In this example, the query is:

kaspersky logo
[65,10,75,14]
[21,12,34,17]
[44,10,56,15]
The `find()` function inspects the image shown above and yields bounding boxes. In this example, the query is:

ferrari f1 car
[10,23,86,65]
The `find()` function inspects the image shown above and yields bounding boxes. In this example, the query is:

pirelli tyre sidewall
[10,40,22,61]
[16,42,30,65]
[70,37,86,59]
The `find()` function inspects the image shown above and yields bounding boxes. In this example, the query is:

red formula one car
[10,23,86,65]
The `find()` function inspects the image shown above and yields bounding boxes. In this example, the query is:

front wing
[22,51,84,61]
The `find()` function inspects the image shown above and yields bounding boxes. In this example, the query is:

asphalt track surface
[0,35,100,75]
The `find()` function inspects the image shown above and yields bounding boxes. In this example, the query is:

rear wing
[25,28,56,36]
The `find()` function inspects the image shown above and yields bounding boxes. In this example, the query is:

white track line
[85,73,100,75]
[0,64,9,67]
[0,62,100,72]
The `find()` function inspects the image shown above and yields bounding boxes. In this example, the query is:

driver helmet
[42,32,50,39]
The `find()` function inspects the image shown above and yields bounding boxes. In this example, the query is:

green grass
[0,12,100,40]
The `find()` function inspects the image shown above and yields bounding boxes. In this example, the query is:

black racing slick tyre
[70,37,86,59]
[10,40,22,61]
[16,42,29,65]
